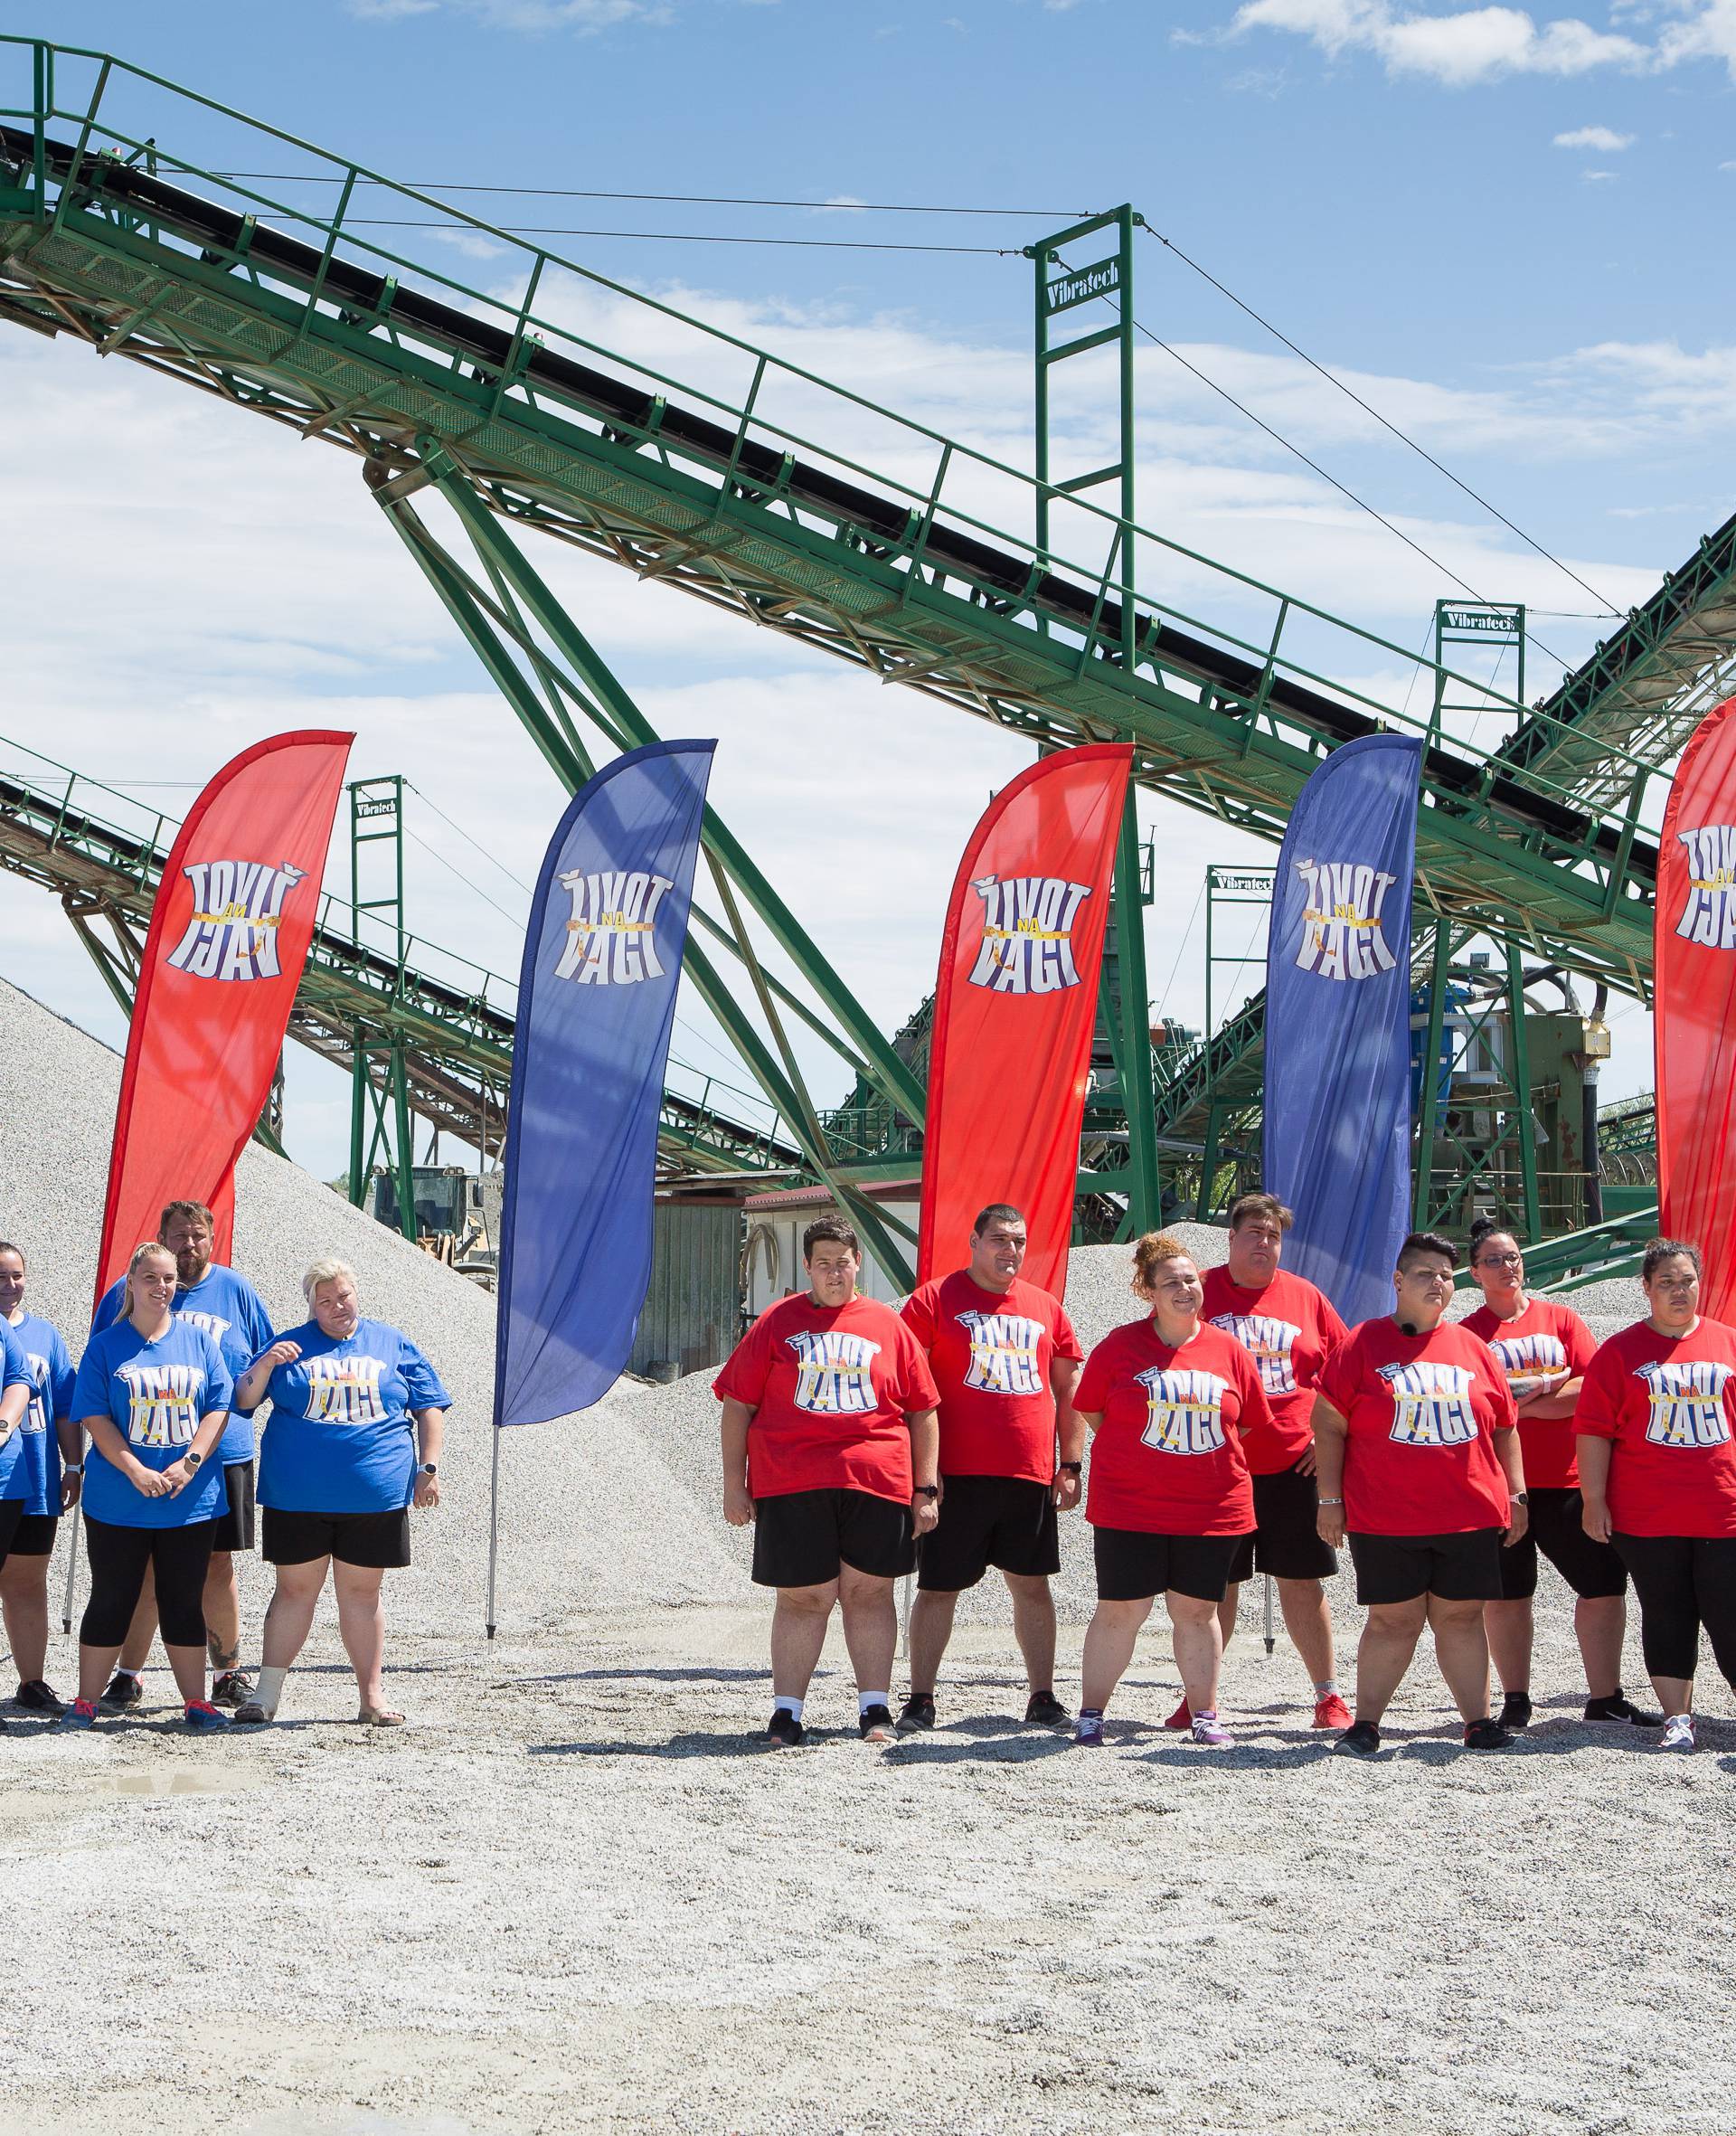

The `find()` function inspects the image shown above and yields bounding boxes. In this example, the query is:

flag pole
[61,1503,81,1634]
[486,1425,502,1641]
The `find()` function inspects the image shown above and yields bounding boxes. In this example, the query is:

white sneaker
[1658,1713,1696,1753]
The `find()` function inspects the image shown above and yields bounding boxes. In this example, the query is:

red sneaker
[1313,1693,1353,1730]
[1164,1696,1192,1731]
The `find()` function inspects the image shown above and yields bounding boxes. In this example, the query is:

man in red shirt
[715,1215,940,1748]
[1194,1194,1351,1731]
[896,1204,1084,1734]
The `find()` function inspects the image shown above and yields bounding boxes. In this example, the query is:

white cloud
[1581,165,1619,178]
[1552,123,1637,146]
[1229,0,1650,83]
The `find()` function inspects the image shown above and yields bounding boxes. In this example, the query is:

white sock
[1315,1678,1339,1698]
[857,1691,890,1716]
[253,1666,288,1716]
[772,1695,803,1720]
[118,1668,141,1684]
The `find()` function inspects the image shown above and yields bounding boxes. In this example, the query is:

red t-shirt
[1073,1318,1269,1536]
[900,1271,1083,1486]
[1200,1265,1348,1475]
[1461,1295,1597,1490]
[713,1294,940,1505]
[1574,1318,1736,1539]
[1316,1318,1515,1536]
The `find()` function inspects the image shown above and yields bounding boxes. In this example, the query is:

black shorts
[751,1487,914,1589]
[210,1460,256,1554]
[1496,1486,1628,1602]
[1349,1528,1505,1605]
[1092,1526,1246,1604]
[917,1474,1060,1591]
[0,1496,24,1561]
[262,1507,411,1570]
[5,1512,58,1557]
[1227,1462,1339,1583]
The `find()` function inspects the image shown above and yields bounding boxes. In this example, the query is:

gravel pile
[0,978,747,1640]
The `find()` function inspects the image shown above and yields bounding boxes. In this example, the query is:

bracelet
[912,1483,939,1500]
[1057,1461,1082,1475]
[1318,1497,1344,1507]
[62,1462,83,1475]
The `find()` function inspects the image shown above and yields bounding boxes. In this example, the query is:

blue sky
[2,0,1731,1172]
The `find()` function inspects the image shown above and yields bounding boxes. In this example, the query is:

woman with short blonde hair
[231,1258,449,1727]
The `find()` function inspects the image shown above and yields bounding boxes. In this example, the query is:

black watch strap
[912,1482,939,1499]
[1058,1460,1083,1475]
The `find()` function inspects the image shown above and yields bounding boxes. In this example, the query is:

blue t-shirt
[94,1263,273,1465]
[71,1318,233,1529]
[0,1320,34,1502]
[255,1318,451,1514]
[7,1311,77,1517]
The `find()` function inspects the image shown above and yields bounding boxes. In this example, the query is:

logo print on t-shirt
[302,1356,388,1427]
[1293,859,1399,982]
[115,1362,205,1448]
[1489,1332,1568,1385]
[22,1353,50,1434]
[1136,1367,1229,1455]
[1209,1313,1299,1396]
[177,1308,232,1346]
[165,860,308,982]
[955,1310,1045,1397]
[1635,1359,1735,1448]
[967,875,1092,995]
[1675,825,1736,950]
[1379,1361,1477,1447]
[553,869,675,986]
[785,1330,882,1415]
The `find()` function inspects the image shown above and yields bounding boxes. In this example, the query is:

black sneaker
[1584,1692,1663,1728]
[895,1693,936,1737]
[14,1679,64,1716]
[1464,1717,1514,1750]
[764,1708,805,1750]
[1497,1690,1533,1732]
[210,1670,251,1709]
[100,1671,142,1709]
[1025,1689,1071,1730]
[858,1704,895,1744]
[1334,1720,1382,1759]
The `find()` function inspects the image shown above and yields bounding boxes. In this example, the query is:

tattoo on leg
[208,1632,240,1670]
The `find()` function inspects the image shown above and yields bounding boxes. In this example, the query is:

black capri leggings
[80,1517,219,1649]
[1612,1532,1736,1687]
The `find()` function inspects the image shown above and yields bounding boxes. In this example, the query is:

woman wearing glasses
[1311,1231,1527,1757]
[1462,1218,1656,1732]
[1577,1238,1736,1753]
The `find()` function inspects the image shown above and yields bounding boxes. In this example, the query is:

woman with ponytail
[57,1243,233,1733]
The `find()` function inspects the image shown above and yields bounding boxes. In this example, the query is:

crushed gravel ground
[2,978,1731,2135]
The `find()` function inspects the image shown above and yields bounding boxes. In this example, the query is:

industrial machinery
[2,37,1729,1290]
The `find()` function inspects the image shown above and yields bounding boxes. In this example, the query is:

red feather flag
[94,731,354,1304]
[918,744,1134,1300]
[1656,695,1736,1318]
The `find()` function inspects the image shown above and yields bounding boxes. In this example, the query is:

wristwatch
[912,1482,939,1499]
[185,1450,203,1470]
[62,1463,82,1476]
[1511,1490,1529,1505]
[1057,1461,1082,1475]
[420,1463,439,1477]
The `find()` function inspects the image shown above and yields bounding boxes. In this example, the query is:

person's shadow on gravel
[882,1734,1074,1766]
[526,1732,774,1759]
[514,1667,769,1687]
